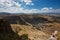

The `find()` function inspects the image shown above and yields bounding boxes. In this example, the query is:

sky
[0,0,60,13]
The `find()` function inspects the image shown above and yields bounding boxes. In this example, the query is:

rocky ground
[0,14,60,40]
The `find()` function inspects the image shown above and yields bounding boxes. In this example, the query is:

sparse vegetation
[0,14,60,40]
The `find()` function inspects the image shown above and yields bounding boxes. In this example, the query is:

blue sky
[0,0,60,13]
[33,0,60,9]
[23,0,60,9]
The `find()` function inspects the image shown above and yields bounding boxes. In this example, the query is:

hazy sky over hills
[0,0,60,13]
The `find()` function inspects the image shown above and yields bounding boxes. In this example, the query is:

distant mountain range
[0,12,24,16]
[0,12,9,14]
[0,12,60,16]
[43,13,60,17]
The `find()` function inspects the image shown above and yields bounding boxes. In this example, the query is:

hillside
[0,13,60,40]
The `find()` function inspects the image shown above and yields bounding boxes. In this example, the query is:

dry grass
[11,24,49,40]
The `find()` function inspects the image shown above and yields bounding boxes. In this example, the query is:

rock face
[0,19,21,40]
[48,31,58,40]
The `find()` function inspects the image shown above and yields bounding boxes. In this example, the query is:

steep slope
[11,24,49,40]
[0,19,21,40]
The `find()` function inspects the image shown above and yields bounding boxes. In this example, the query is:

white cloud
[23,9,40,13]
[0,0,21,7]
[18,0,34,5]
[26,2,30,5]
[24,0,32,3]
[26,3,34,5]
[0,0,60,13]
[0,7,60,13]
[0,6,22,13]
[40,7,60,13]
[41,7,53,11]
[0,0,35,13]
[0,0,7,2]
[23,0,34,5]
[40,7,54,13]
[0,7,39,13]
[31,3,34,5]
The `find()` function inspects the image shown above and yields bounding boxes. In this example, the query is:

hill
[0,13,60,40]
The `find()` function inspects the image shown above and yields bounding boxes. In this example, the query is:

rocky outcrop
[0,19,21,40]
